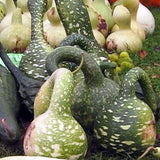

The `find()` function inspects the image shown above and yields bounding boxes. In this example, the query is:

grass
[0,5,159,160]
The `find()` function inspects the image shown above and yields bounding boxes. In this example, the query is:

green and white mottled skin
[94,67,157,155]
[24,68,88,160]
[19,0,53,82]
[0,156,66,160]
[45,46,119,134]
[55,0,114,77]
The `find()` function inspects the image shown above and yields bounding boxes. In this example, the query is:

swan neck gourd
[46,46,105,86]
[120,67,157,113]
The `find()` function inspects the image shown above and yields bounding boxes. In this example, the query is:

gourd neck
[6,0,16,13]
[46,68,74,116]
[46,46,105,86]
[11,8,22,25]
[120,67,157,113]
[28,0,47,40]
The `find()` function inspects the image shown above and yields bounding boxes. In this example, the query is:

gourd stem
[120,67,157,113]
[72,52,84,74]
[46,46,104,86]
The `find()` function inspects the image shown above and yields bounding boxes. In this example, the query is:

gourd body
[106,5,142,53]
[0,8,31,52]
[94,67,157,155]
[24,68,88,160]
[46,46,119,133]
[0,64,21,143]
[19,0,53,81]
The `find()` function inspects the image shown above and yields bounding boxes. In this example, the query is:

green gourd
[23,68,88,160]
[19,0,53,82]
[0,43,43,113]
[0,63,21,143]
[45,46,119,134]
[54,0,114,75]
[94,67,157,155]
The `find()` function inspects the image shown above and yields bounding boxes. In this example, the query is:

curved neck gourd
[6,0,16,13]
[55,0,113,73]
[120,67,157,113]
[46,46,104,87]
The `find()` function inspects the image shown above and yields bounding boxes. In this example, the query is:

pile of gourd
[0,0,159,160]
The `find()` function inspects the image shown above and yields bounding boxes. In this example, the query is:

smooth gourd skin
[24,68,88,160]
[94,67,157,155]
[46,46,119,134]
[0,65,21,143]
[19,0,53,82]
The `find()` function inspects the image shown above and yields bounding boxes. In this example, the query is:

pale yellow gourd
[106,5,142,53]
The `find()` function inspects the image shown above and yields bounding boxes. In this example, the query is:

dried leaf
[139,50,148,59]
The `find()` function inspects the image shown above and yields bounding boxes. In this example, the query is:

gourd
[23,68,88,160]
[19,0,53,82]
[54,0,113,70]
[0,7,31,53]
[106,5,143,53]
[43,5,67,48]
[137,3,155,35]
[0,156,66,160]
[0,63,21,143]
[45,46,119,134]
[0,1,6,22]
[94,67,157,155]
[112,0,145,42]
[0,43,43,113]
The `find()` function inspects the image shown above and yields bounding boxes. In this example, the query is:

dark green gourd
[55,0,114,76]
[0,43,43,113]
[0,64,21,143]
[94,67,157,155]
[23,68,88,160]
[19,0,53,82]
[45,46,119,133]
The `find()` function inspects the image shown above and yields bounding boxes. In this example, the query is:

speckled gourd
[19,0,53,82]
[23,68,88,160]
[45,46,119,133]
[0,43,43,113]
[94,67,157,155]
[55,0,114,76]
[0,62,21,143]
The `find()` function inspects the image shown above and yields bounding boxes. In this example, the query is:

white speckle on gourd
[120,125,131,130]
[113,116,124,123]
[121,141,135,145]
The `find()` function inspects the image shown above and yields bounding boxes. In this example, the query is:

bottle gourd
[94,67,157,155]
[23,68,88,160]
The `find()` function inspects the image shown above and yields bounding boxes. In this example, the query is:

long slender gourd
[45,46,120,134]
[55,0,114,77]
[19,0,53,82]
[0,64,21,143]
[94,67,157,155]
[0,43,43,113]
[23,68,88,160]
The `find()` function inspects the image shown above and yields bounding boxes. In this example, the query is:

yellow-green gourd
[23,68,88,160]
[0,7,31,52]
